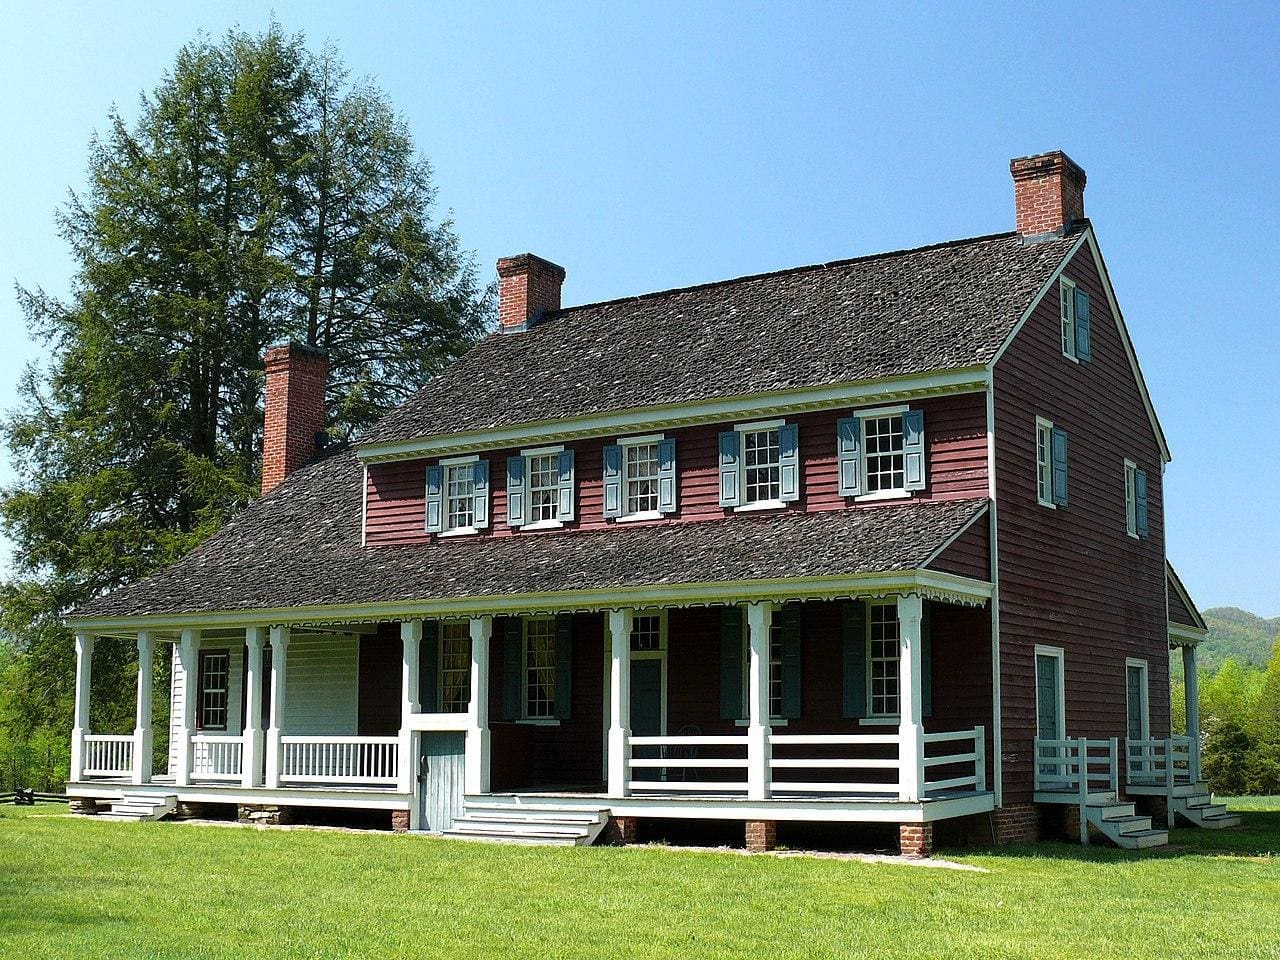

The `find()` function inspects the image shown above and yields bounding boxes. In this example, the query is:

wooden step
[1116,828,1170,849]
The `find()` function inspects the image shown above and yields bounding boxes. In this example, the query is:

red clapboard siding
[363,393,989,545]
[1167,579,1200,628]
[993,243,1170,805]
[926,515,991,581]
[356,623,401,736]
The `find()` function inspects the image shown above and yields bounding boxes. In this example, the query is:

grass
[2,803,1279,960]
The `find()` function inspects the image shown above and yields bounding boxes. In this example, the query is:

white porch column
[398,619,423,794]
[607,608,634,798]
[174,629,199,787]
[132,632,154,785]
[241,626,266,788]
[746,602,773,801]
[264,625,290,788]
[70,633,94,781]
[897,594,925,802]
[1182,643,1201,782]
[465,617,492,795]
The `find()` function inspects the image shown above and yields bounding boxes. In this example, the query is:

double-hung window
[426,456,489,535]
[836,406,925,499]
[524,618,558,719]
[1035,417,1069,508]
[1124,459,1149,538]
[439,622,471,713]
[507,446,575,529]
[718,420,800,510]
[197,649,229,730]
[867,605,900,718]
[603,435,677,520]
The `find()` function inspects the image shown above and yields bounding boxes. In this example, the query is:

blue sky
[0,2,1277,615]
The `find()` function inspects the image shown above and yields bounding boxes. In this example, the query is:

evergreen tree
[0,25,492,782]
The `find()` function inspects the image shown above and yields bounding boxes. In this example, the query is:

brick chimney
[261,342,329,495]
[1010,151,1087,239]
[496,253,566,333]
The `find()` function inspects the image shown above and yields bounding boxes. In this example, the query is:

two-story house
[64,151,1232,857]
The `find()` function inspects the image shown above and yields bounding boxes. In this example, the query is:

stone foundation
[745,819,778,853]
[391,810,410,833]
[992,802,1041,843]
[69,797,100,816]
[604,815,639,845]
[174,801,213,821]
[898,823,933,858]
[236,803,295,826]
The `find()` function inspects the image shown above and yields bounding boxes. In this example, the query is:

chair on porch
[665,724,701,782]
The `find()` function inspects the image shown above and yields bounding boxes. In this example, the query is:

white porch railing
[923,726,987,794]
[626,735,749,793]
[623,726,988,799]
[769,733,900,796]
[279,736,399,785]
[191,736,243,781]
[83,734,134,777]
[1126,736,1197,786]
[1033,737,1119,795]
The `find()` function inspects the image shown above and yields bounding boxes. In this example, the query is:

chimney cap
[496,253,567,282]
[1009,150,1087,187]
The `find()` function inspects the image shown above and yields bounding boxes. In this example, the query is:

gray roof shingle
[359,228,1080,446]
[70,450,988,620]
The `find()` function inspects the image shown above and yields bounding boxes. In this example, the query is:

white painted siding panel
[168,646,182,774]
[284,634,359,734]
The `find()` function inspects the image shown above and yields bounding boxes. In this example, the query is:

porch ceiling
[70,448,989,630]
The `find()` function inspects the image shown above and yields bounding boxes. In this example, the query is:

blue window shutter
[837,417,863,497]
[903,409,926,492]
[419,620,440,712]
[842,601,867,719]
[472,460,490,529]
[557,449,576,521]
[1074,288,1092,362]
[1051,427,1069,506]
[780,603,802,720]
[718,431,741,507]
[778,422,800,502]
[425,465,444,533]
[506,456,526,528]
[554,613,573,720]
[501,617,522,720]
[719,606,745,720]
[602,445,623,518]
[657,437,678,514]
[921,603,932,719]
[1135,468,1149,537]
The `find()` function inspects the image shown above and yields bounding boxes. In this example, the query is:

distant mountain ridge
[1198,607,1280,670]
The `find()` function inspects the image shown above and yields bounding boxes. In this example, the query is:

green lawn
[2,802,1279,960]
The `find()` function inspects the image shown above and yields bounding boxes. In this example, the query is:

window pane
[525,619,557,718]
[440,622,471,713]
[742,428,781,504]
[528,454,560,523]
[630,614,662,652]
[768,623,783,719]
[624,443,659,515]
[863,415,905,493]
[445,463,475,531]
[200,652,229,730]
[869,606,900,716]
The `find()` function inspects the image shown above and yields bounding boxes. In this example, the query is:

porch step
[106,794,176,822]
[443,800,610,847]
[1174,791,1242,829]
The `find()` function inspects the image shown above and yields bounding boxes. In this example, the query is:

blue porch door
[418,732,466,831]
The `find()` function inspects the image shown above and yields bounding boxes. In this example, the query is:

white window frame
[197,648,230,731]
[1124,458,1139,539]
[852,403,910,503]
[438,454,480,538]
[438,621,472,713]
[865,602,901,720]
[733,418,786,513]
[521,616,559,722]
[520,444,566,531]
[616,433,665,523]
[628,610,668,736]
[1060,278,1079,362]
[733,616,789,727]
[1035,417,1056,509]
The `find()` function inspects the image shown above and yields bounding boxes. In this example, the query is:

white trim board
[67,569,993,635]
[355,370,990,463]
